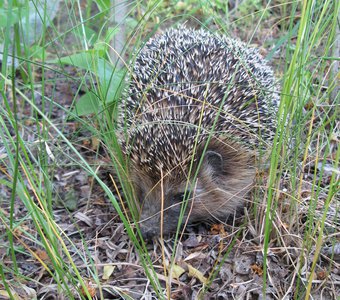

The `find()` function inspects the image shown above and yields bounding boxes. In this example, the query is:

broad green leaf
[95,0,111,12]
[54,52,123,95]
[0,8,20,27]
[30,45,44,60]
[99,67,126,103]
[73,26,98,47]
[73,92,100,116]
[54,52,100,74]
[55,52,126,114]
[104,27,119,44]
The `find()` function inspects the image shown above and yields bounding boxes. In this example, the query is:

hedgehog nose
[140,227,158,242]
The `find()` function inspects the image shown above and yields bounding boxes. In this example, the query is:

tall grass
[0,0,338,299]
[263,0,339,297]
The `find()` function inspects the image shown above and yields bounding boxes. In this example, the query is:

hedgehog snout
[138,189,189,240]
[139,210,161,240]
[140,226,159,241]
[138,198,161,240]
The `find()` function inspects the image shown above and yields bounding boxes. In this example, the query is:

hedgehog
[117,27,279,240]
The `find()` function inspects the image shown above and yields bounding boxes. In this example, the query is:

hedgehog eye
[173,192,189,203]
[136,187,145,204]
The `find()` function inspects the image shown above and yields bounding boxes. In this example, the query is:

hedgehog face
[128,164,190,240]
[129,141,255,241]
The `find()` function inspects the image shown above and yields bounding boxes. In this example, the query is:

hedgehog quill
[117,27,280,240]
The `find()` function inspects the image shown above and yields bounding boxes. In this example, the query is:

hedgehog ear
[203,150,223,175]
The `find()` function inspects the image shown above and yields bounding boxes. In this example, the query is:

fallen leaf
[251,264,263,276]
[91,137,100,150]
[316,269,328,280]
[0,290,12,299]
[171,264,185,280]
[102,265,115,280]
[82,139,91,147]
[13,225,30,237]
[187,263,207,284]
[62,190,78,211]
[80,281,96,298]
[74,212,93,226]
[184,252,206,262]
[35,249,50,263]
[210,224,225,235]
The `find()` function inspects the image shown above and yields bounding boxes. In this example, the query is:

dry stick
[159,168,171,299]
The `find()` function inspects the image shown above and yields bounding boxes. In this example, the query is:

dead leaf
[74,212,93,226]
[154,272,182,286]
[0,290,13,299]
[82,139,91,147]
[13,225,30,237]
[251,264,263,276]
[192,243,209,252]
[62,190,78,211]
[80,281,96,298]
[316,269,328,280]
[184,252,206,262]
[102,265,115,280]
[0,283,37,299]
[91,137,100,150]
[187,263,207,284]
[210,224,226,236]
[171,264,185,280]
[35,249,50,263]
[182,234,200,248]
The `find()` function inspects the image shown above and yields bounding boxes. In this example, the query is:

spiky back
[118,27,279,173]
